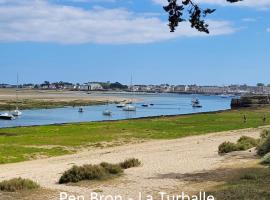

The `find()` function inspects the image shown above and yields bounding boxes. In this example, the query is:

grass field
[0,107,270,164]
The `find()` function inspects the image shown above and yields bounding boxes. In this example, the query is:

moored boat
[78,107,84,113]
[11,107,22,116]
[0,113,15,120]
[103,110,112,116]
[192,98,202,108]
[123,105,136,111]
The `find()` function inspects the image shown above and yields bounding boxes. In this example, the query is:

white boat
[11,107,22,116]
[78,107,84,113]
[219,94,229,98]
[0,113,15,120]
[123,75,136,112]
[192,98,202,108]
[103,110,112,116]
[123,105,136,111]
[11,74,22,117]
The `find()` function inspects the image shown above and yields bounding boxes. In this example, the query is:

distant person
[243,114,247,123]
[263,115,266,123]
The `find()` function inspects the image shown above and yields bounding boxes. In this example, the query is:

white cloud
[153,0,270,8]
[0,1,236,44]
[242,18,257,22]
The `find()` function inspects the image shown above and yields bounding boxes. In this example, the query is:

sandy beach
[0,127,263,200]
[0,89,129,102]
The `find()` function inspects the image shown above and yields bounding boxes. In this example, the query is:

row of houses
[2,82,270,95]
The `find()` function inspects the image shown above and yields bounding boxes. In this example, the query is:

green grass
[1,107,270,164]
[0,145,70,164]
[209,167,270,200]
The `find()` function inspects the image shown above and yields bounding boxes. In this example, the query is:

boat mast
[16,73,19,109]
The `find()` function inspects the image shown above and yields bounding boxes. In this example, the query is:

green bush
[119,158,141,169]
[59,159,141,184]
[257,135,270,156]
[100,162,123,174]
[218,142,238,154]
[261,153,270,165]
[236,136,259,151]
[260,129,270,139]
[59,164,107,184]
[219,136,259,154]
[237,136,259,148]
[0,178,39,192]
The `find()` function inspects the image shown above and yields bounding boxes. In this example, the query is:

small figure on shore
[243,114,247,123]
[263,115,266,123]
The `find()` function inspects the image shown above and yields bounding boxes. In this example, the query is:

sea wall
[231,95,270,108]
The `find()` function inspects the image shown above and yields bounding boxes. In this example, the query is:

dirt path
[0,128,263,199]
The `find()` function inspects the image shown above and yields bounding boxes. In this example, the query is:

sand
[0,89,131,102]
[0,127,264,199]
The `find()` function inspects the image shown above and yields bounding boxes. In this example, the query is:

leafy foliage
[164,0,242,33]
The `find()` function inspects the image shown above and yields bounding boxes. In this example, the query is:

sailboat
[123,76,136,112]
[0,113,15,120]
[78,107,84,113]
[191,98,202,108]
[11,74,22,116]
[103,101,112,116]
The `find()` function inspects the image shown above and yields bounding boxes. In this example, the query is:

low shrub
[59,159,141,184]
[119,158,141,169]
[59,164,107,184]
[218,142,238,154]
[0,178,39,192]
[260,129,270,139]
[100,162,123,174]
[237,136,259,149]
[219,136,259,154]
[257,135,270,156]
[261,153,270,165]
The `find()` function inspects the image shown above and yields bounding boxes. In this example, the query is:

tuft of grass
[59,164,107,184]
[261,153,270,165]
[260,129,270,139]
[257,134,270,156]
[0,178,39,192]
[208,167,270,200]
[237,136,259,150]
[100,162,123,174]
[59,159,141,184]
[218,136,258,154]
[119,158,141,169]
[218,142,238,154]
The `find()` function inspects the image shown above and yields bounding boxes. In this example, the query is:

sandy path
[0,128,263,199]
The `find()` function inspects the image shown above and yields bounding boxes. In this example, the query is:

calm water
[0,93,232,128]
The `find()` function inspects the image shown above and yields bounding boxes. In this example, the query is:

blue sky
[0,0,269,86]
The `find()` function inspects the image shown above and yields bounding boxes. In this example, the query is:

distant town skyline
[0,1,269,85]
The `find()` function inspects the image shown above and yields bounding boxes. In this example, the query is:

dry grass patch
[59,158,141,184]
[0,178,39,192]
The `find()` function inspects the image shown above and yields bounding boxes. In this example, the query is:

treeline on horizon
[0,81,128,90]
[1,81,270,89]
